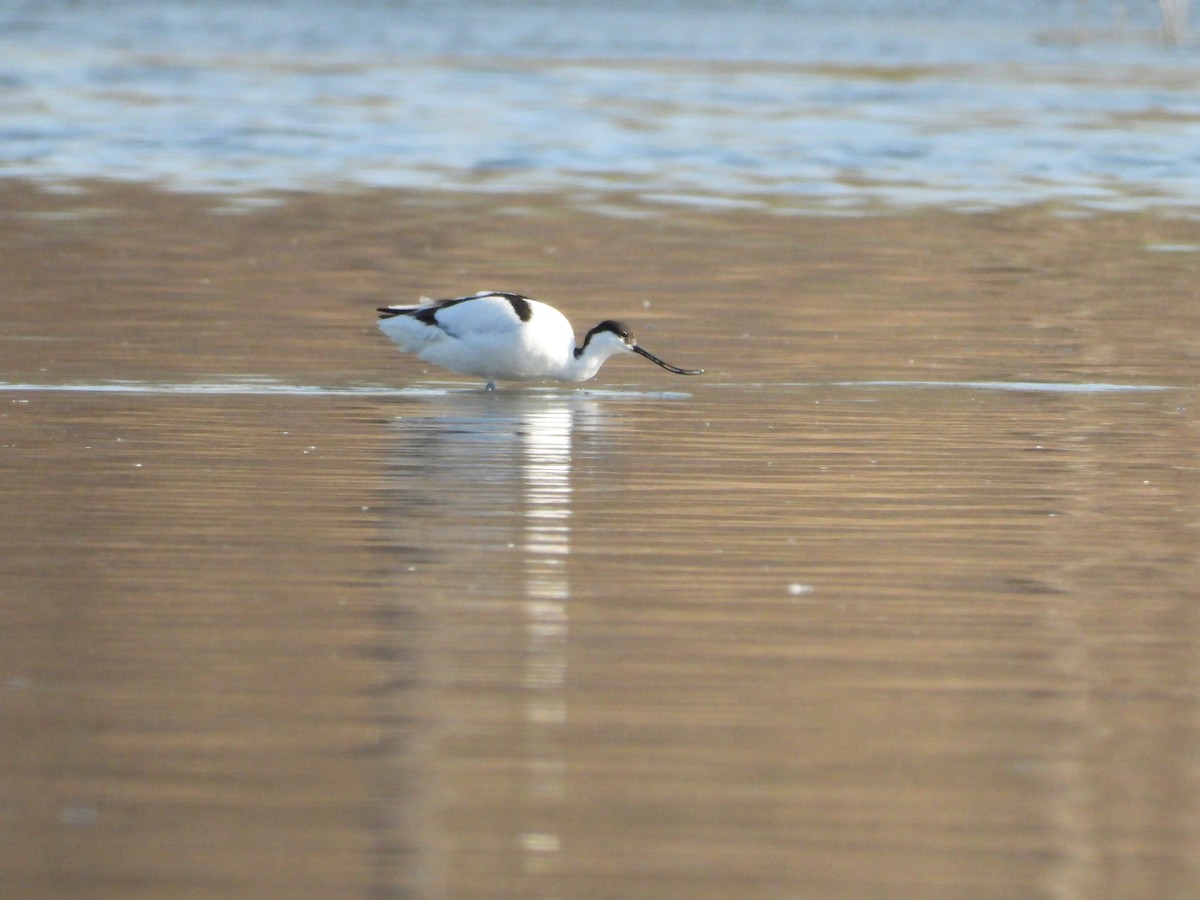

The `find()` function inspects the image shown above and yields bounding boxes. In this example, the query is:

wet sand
[2,181,1198,898]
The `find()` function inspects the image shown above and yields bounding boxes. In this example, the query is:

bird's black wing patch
[377,295,473,324]
[496,293,533,322]
[414,305,441,326]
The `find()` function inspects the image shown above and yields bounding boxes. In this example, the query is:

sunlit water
[3,1,1199,891]
[3,181,1200,897]
[0,379,1175,396]
[5,375,1198,898]
[2,0,1199,212]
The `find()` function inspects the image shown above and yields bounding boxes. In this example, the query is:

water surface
[3,0,1199,212]
[3,184,1199,897]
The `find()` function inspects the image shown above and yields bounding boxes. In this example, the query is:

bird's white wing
[425,292,529,338]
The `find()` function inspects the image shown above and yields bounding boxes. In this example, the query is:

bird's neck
[560,342,619,382]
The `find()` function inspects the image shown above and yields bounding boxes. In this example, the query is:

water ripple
[0,380,1176,397]
[2,2,1198,212]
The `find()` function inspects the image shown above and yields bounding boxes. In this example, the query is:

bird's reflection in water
[516,401,573,874]
[383,388,610,889]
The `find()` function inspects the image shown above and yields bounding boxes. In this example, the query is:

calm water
[2,184,1200,897]
[2,0,1200,212]
[3,1,1200,895]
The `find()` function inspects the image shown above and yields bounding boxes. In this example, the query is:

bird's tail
[377,296,434,319]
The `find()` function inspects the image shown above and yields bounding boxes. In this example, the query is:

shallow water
[2,183,1200,897]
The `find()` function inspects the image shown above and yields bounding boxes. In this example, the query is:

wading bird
[378,291,702,390]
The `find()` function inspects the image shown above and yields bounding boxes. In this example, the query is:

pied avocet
[377,290,702,389]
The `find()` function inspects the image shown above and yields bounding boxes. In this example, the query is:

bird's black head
[577,320,634,356]
[594,320,634,342]
[576,318,703,376]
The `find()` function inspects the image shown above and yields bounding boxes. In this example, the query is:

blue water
[2,0,1199,212]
